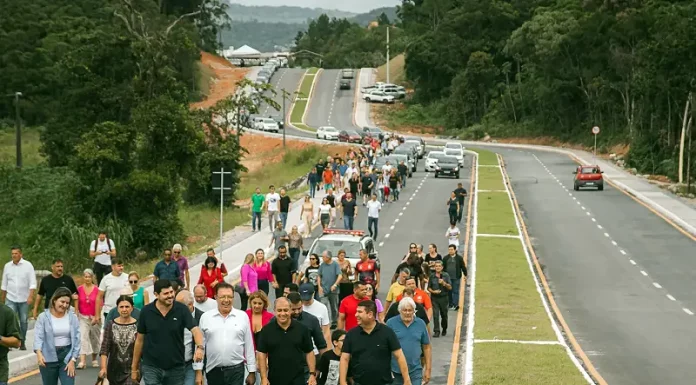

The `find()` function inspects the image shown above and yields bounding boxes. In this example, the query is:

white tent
[230,45,261,56]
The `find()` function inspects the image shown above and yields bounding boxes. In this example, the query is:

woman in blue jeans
[34,287,81,385]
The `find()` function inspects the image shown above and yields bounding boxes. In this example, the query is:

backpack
[94,236,112,252]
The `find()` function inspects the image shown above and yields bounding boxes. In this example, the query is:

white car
[317,126,339,140]
[300,229,379,281]
[425,151,444,172]
[444,148,465,166]
[445,142,465,152]
[255,118,279,132]
[364,90,395,103]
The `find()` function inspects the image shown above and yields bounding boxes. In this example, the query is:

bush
[283,146,324,166]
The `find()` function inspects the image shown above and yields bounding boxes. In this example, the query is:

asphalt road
[12,160,471,385]
[254,67,314,139]
[496,147,696,385]
[305,69,359,131]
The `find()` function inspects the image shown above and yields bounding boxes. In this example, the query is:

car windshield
[581,167,599,174]
[440,156,459,164]
[262,118,275,123]
[347,131,359,136]
[368,127,382,133]
[445,144,461,149]
[445,150,460,156]
[323,127,337,132]
[310,239,362,259]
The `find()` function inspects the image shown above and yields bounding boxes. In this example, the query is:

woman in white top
[34,287,81,385]
[318,197,332,230]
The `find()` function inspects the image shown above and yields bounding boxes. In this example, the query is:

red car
[573,165,604,191]
[339,130,363,144]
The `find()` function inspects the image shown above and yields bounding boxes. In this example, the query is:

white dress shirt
[1,259,37,303]
[199,308,256,373]
[194,298,217,313]
[184,309,196,362]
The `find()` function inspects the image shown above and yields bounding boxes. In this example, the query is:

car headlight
[454,167,459,171]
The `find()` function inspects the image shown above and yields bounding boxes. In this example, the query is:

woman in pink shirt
[76,269,101,369]
[253,248,273,296]
[239,253,258,311]
[245,291,274,351]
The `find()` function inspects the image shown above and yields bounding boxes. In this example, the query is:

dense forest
[0,0,268,267]
[393,0,696,179]
[225,3,356,24]
[292,12,406,69]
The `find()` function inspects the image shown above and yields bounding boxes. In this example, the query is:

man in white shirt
[89,231,116,285]
[193,285,217,312]
[176,290,205,385]
[264,184,281,231]
[95,258,129,325]
[300,284,331,346]
[198,282,256,385]
[1,246,36,350]
[366,194,382,240]
[381,161,393,175]
[446,223,460,247]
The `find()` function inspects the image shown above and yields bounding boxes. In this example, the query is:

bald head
[176,290,194,312]
[193,285,207,303]
[275,297,290,307]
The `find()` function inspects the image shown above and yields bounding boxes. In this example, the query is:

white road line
[597,224,603,229]
[378,242,384,247]
[390,225,395,230]
[402,207,406,211]
[630,260,637,265]
[640,270,648,276]
[406,202,410,206]
[586,212,591,216]
[603,232,610,237]
[577,201,581,205]
[474,339,562,345]
[683,308,694,316]
[573,197,577,200]
[620,249,627,255]
[399,212,403,216]
[384,234,390,238]
[477,190,507,192]
[394,218,399,223]
[653,282,662,289]
[611,241,617,246]
[591,217,596,222]
[667,294,676,301]
[581,206,586,210]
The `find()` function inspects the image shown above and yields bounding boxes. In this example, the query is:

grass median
[288,68,319,132]
[471,148,588,385]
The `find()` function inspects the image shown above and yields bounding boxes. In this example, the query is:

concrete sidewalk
[8,183,328,377]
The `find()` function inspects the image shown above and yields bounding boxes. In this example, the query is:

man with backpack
[89,231,116,285]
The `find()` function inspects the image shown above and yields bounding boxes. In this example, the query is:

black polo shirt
[326,195,336,208]
[271,256,295,286]
[270,311,327,357]
[137,301,196,370]
[257,319,314,385]
[38,275,78,309]
[279,195,291,213]
[342,322,401,385]
[454,187,467,203]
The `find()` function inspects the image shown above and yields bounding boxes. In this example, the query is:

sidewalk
[354,68,375,128]
[8,183,327,377]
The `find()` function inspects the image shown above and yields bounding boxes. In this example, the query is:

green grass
[473,148,500,166]
[473,343,589,385]
[477,167,505,190]
[474,237,556,340]
[298,68,318,97]
[290,99,308,123]
[376,54,406,85]
[0,126,44,167]
[477,193,518,235]
[289,68,319,130]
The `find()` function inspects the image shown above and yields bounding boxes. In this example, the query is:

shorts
[362,188,372,196]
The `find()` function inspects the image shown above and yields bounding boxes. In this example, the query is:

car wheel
[573,183,579,191]
[598,184,604,191]
[434,172,439,178]
[456,173,460,178]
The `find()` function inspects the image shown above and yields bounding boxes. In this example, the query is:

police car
[301,229,379,280]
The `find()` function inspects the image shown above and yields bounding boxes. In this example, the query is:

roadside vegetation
[289,68,319,131]
[471,148,589,384]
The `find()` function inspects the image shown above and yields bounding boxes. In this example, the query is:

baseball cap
[299,283,315,301]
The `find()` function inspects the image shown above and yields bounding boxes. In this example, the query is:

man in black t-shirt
[318,329,346,385]
[316,159,327,190]
[360,170,373,206]
[341,193,358,230]
[348,174,360,198]
[279,188,291,229]
[454,183,468,223]
[33,259,78,319]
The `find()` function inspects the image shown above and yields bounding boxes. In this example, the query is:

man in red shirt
[337,281,369,331]
[396,277,432,321]
[355,249,380,293]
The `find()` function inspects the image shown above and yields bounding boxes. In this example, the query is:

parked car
[444,148,465,166]
[363,126,385,140]
[268,115,284,129]
[573,165,604,190]
[254,118,279,132]
[339,130,363,143]
[404,137,426,158]
[364,90,395,104]
[317,126,339,140]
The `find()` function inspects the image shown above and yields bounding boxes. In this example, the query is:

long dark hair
[50,287,73,310]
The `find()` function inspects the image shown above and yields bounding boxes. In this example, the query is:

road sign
[592,126,600,135]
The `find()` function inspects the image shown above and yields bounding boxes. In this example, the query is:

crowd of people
[0,132,473,385]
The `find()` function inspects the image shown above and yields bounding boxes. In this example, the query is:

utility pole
[280,88,293,149]
[212,168,232,255]
[14,92,22,169]
[386,26,390,85]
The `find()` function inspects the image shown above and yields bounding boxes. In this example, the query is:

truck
[341,69,354,79]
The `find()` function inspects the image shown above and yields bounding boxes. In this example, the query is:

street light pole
[14,92,22,169]
[386,26,390,85]
[282,90,286,148]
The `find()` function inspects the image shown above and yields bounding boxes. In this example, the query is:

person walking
[386,298,431,385]
[340,193,358,230]
[286,292,328,382]
[446,191,459,226]
[318,198,332,230]
[265,185,281,231]
[199,282,257,385]
[443,245,467,310]
[153,249,181,285]
[318,330,345,385]
[131,280,204,385]
[127,272,148,310]
[271,246,296,300]
[385,268,410,312]
[269,221,289,255]
[204,249,229,279]
[427,260,451,337]
[198,257,225,300]
[251,187,265,232]
[193,285,217,313]
[33,259,78,320]
[298,254,320,298]
[317,251,341,326]
[339,300,411,385]
[105,287,142,322]
[337,282,368,331]
[288,226,304,271]
[300,284,331,351]
[257,297,316,385]
[89,231,117,285]
[95,258,128,326]
[76,269,101,369]
[300,195,315,237]
[1,245,36,350]
[0,301,20,383]
[454,182,468,223]
[246,291,274,351]
[397,161,408,188]
[366,194,382,240]
[355,250,380,293]
[253,249,273,296]
[360,169,373,206]
[240,253,258,311]
[175,291,205,385]
[172,244,190,290]
[279,188,291,229]
[322,166,334,192]
[98,295,138,385]
[389,170,401,202]
[336,251,353,304]
[308,168,319,199]
[34,288,80,385]
[445,222,460,248]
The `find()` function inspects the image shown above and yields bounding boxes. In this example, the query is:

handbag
[94,376,104,385]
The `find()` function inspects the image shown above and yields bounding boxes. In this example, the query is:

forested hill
[225,3,356,23]
[388,0,696,179]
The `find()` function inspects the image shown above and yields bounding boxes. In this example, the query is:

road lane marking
[653,282,662,289]
[611,241,617,246]
[591,217,596,221]
[683,308,694,315]
[640,270,648,276]
[399,212,403,216]
[394,218,399,223]
[603,232,610,237]
[667,294,676,301]
[390,225,395,230]
[597,224,603,229]
[384,233,390,238]
[620,249,627,255]
[378,242,384,247]
[630,260,637,265]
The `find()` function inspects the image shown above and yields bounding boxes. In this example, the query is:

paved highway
[496,147,696,385]
[305,69,339,128]
[253,67,314,139]
[12,162,472,385]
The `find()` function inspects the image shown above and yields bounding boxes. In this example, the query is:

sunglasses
[129,280,138,284]
[164,253,171,256]
[173,251,180,254]
[310,258,317,261]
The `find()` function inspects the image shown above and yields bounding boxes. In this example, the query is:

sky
[228,0,400,14]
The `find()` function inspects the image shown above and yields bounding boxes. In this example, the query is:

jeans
[92,262,112,286]
[142,364,186,385]
[449,278,461,308]
[39,345,74,385]
[432,294,449,333]
[252,211,262,231]
[320,291,339,324]
[457,200,465,222]
[400,174,407,187]
[367,217,379,239]
[309,182,317,198]
[5,300,28,342]
[208,363,245,385]
[268,211,279,230]
[279,212,288,229]
[289,247,300,271]
[393,368,422,385]
[343,215,354,230]
[184,362,195,385]
[448,210,458,225]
